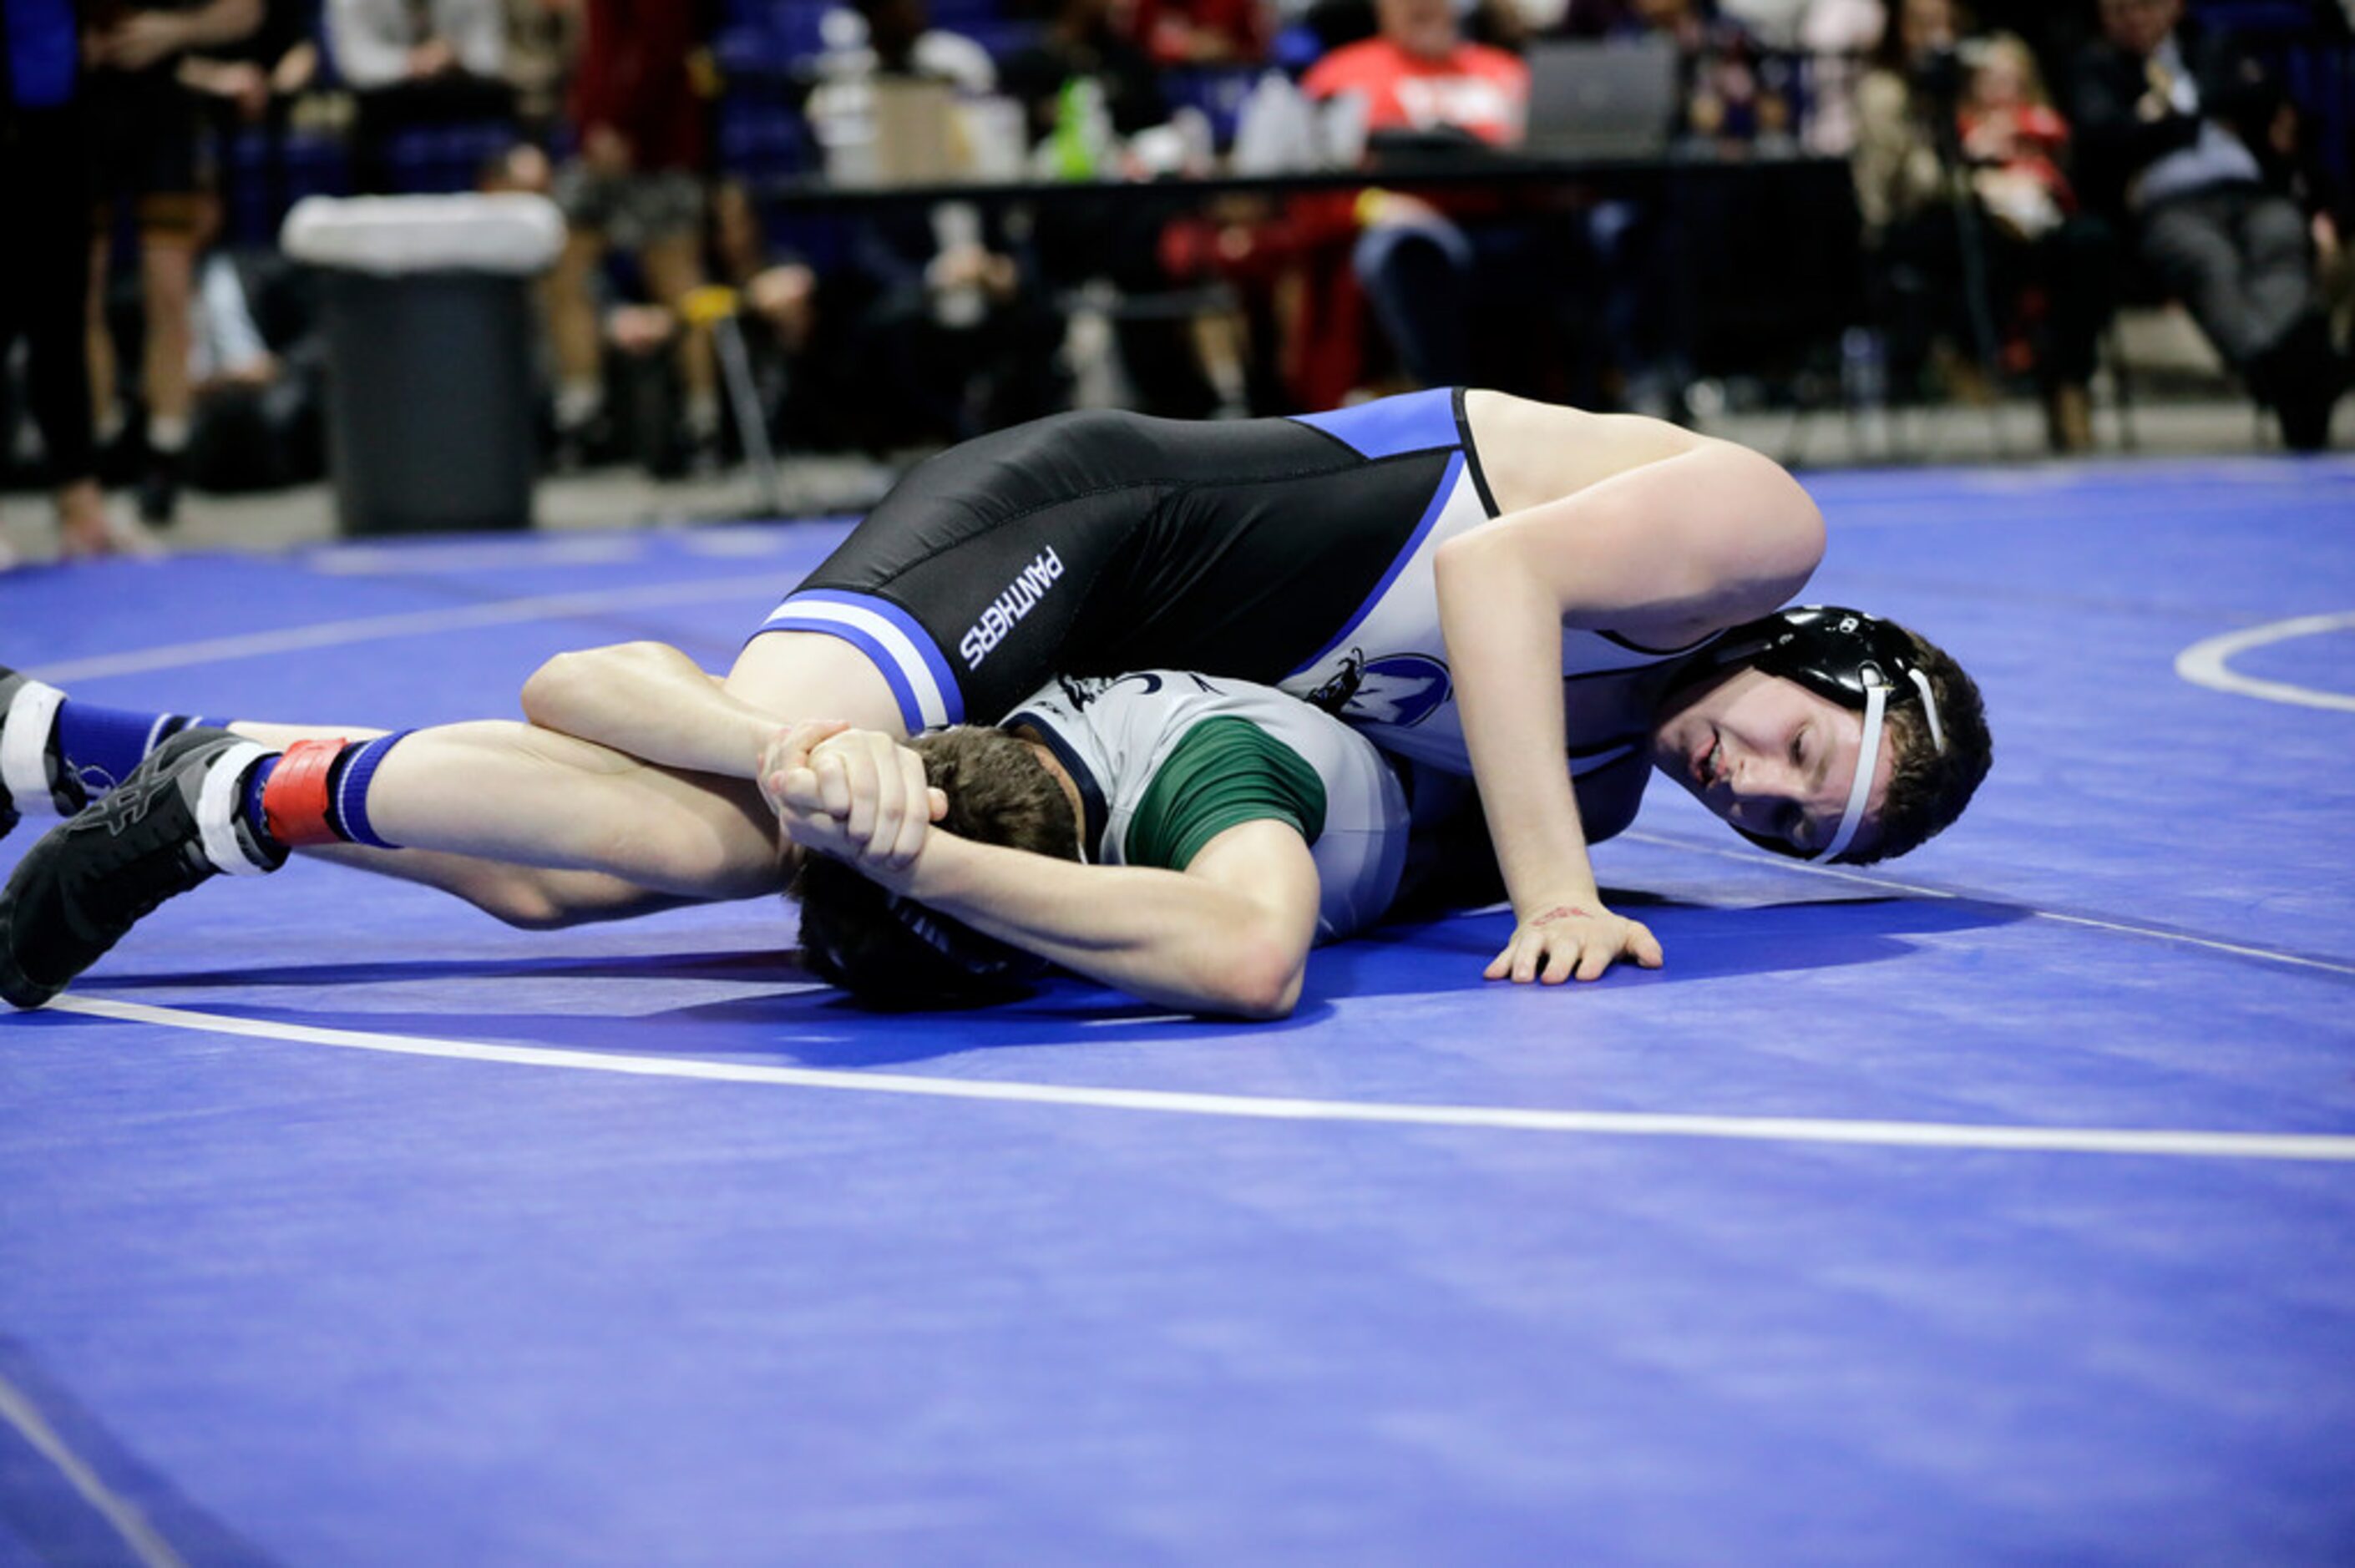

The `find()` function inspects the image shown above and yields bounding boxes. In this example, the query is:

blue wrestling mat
[3,458,2352,1565]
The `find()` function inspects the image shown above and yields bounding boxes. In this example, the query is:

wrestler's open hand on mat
[1486,901,1664,986]
[762,721,947,873]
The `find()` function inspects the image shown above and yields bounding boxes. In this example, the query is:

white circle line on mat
[2175,610,2355,714]
[0,1368,188,1568]
[30,994,2355,1163]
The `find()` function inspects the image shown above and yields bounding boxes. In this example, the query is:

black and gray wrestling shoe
[0,726,286,1009]
[0,665,87,842]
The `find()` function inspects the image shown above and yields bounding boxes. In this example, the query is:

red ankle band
[261,738,348,847]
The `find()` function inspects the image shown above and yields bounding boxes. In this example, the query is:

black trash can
[283,195,560,536]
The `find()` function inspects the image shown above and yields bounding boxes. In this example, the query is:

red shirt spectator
[1131,0,1268,66]
[1301,34,1528,145]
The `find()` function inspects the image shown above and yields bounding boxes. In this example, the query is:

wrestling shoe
[0,726,285,1009]
[0,665,79,842]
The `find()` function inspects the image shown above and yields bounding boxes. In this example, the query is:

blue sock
[241,755,281,843]
[235,731,412,851]
[52,700,206,804]
[330,731,410,849]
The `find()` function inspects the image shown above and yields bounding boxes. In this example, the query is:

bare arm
[894,823,1322,1019]
[175,0,263,48]
[100,0,262,70]
[771,726,1323,1019]
[1431,438,1821,983]
[520,640,783,777]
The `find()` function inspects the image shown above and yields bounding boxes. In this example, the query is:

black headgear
[1682,605,1947,862]
[796,861,1050,1009]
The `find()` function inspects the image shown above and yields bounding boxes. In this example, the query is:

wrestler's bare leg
[224,718,790,911]
[519,632,907,776]
[299,844,698,929]
[225,721,682,923]
[17,639,872,924]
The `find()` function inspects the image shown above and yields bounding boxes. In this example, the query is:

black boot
[137,446,183,527]
[2261,312,2341,454]
[0,727,286,1009]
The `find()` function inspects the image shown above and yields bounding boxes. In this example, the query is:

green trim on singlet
[1125,717,1328,872]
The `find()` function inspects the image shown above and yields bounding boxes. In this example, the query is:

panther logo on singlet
[1309,650,1451,728]
[960,548,1066,670]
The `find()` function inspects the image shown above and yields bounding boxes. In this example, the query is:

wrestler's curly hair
[1845,625,1990,865]
[793,726,1080,1008]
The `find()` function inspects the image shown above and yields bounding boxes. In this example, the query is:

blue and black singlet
[757,387,1493,731]
[758,387,1709,778]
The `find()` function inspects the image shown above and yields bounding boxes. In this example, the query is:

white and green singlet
[1005,671,1410,943]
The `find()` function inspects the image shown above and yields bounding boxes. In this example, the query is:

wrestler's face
[1650,668,1894,859]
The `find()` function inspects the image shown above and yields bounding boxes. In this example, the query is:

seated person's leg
[634,195,720,458]
[2139,194,2270,371]
[2237,190,2317,352]
[545,173,612,453]
[136,213,198,524]
[1350,214,1471,390]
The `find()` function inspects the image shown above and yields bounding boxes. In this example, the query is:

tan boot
[2044,382,2094,454]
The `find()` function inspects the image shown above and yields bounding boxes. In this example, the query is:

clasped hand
[760,721,947,877]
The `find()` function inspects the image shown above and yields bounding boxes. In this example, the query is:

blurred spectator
[326,0,514,195]
[2069,0,2341,449]
[706,180,834,443]
[84,0,264,526]
[1299,0,1532,392]
[548,0,721,468]
[2,0,125,559]
[178,0,318,245]
[808,0,1070,443]
[1960,33,2069,242]
[1851,0,1946,235]
[1854,0,2111,449]
[1615,0,1785,146]
[1005,0,1225,417]
[1571,1,1779,417]
[180,246,326,490]
[1131,0,1270,64]
[1970,0,2090,97]
[1794,0,1882,154]
[1002,0,1168,134]
[1717,0,1816,43]
[504,0,580,139]
[1304,0,1524,145]
[818,0,998,89]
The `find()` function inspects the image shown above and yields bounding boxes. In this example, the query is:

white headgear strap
[1811,679,1886,864]
[1906,666,1946,753]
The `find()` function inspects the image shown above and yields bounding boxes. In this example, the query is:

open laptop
[1520,36,1681,159]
